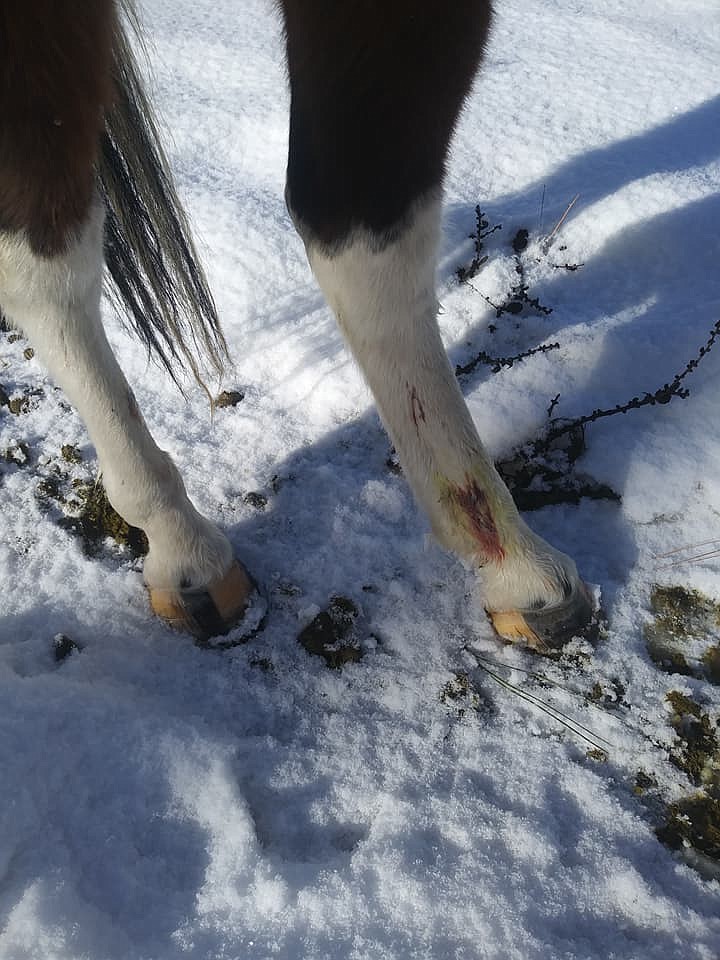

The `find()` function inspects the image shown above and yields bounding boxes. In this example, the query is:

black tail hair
[97,0,227,390]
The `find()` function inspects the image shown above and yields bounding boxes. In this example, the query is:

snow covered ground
[1,0,720,957]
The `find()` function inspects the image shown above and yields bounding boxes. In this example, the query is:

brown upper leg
[281,0,492,246]
[0,0,116,256]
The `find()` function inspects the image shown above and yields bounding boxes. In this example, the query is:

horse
[0,0,593,649]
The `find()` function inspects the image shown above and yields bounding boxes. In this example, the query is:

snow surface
[2,0,720,957]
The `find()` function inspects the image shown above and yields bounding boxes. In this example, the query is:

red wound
[448,475,505,564]
[409,384,426,431]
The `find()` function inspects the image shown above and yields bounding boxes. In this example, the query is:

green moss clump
[645,639,692,675]
[60,481,148,559]
[702,646,720,683]
[6,387,44,416]
[634,770,658,796]
[657,791,720,863]
[656,694,720,871]
[651,585,720,637]
[645,584,720,682]
[36,475,64,503]
[667,690,702,719]
[8,397,28,416]
[666,691,719,786]
[61,444,82,464]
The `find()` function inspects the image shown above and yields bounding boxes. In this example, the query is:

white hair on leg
[0,202,252,636]
[308,194,589,644]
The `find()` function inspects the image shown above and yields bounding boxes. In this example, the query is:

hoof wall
[149,561,266,645]
[488,581,598,653]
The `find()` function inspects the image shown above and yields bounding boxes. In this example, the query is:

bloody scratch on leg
[409,383,426,433]
[442,474,505,564]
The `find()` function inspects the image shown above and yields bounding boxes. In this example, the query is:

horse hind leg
[282,0,593,649]
[0,4,255,640]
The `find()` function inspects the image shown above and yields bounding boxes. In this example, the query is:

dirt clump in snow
[298,596,364,669]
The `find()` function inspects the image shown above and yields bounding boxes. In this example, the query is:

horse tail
[97,0,227,389]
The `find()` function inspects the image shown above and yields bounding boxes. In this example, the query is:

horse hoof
[149,560,266,644]
[487,580,597,653]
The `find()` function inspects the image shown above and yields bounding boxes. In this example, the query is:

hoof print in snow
[644,585,720,683]
[215,389,245,408]
[54,633,80,662]
[298,596,363,669]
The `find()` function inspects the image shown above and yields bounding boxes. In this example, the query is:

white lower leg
[0,204,232,594]
[308,195,583,616]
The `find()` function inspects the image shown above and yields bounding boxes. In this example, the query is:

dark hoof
[149,560,266,645]
[488,580,597,653]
